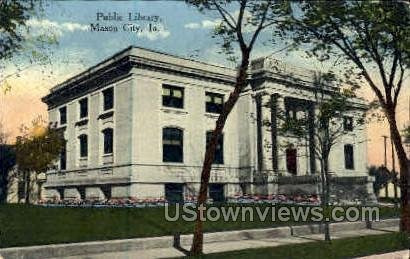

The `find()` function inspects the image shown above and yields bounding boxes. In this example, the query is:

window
[206,131,224,164]
[57,187,64,200]
[59,106,67,125]
[163,127,183,162]
[78,186,86,200]
[79,98,88,118]
[103,88,114,111]
[206,92,224,113]
[343,116,353,131]
[162,85,184,109]
[209,184,225,203]
[18,181,25,201]
[165,183,184,203]
[285,98,309,121]
[102,128,113,154]
[60,143,66,170]
[79,134,88,158]
[286,148,297,174]
[101,185,112,200]
[344,144,354,169]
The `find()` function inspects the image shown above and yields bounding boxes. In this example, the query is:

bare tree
[286,1,410,232]
[281,71,366,241]
[186,0,291,255]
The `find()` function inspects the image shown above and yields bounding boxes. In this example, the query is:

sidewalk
[357,250,409,259]
[0,219,399,259]
[58,225,399,259]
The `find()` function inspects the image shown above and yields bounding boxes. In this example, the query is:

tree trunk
[323,156,331,242]
[319,158,331,242]
[24,171,31,205]
[190,51,250,255]
[385,183,389,198]
[386,110,410,232]
[391,137,398,206]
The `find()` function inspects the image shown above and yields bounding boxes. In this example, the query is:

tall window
[102,128,113,154]
[163,127,183,162]
[206,131,224,164]
[103,88,114,111]
[205,92,224,114]
[60,142,66,170]
[286,148,297,175]
[79,134,88,158]
[344,144,354,169]
[59,106,67,125]
[162,85,184,109]
[79,98,88,118]
[343,116,353,131]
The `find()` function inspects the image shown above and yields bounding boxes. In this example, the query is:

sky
[0,0,409,170]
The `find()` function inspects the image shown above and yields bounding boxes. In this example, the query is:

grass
[0,204,400,248]
[191,233,409,259]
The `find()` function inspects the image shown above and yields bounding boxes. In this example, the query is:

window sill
[98,110,114,120]
[161,107,188,115]
[57,171,67,177]
[205,112,220,119]
[102,154,114,165]
[163,161,184,166]
[75,119,88,127]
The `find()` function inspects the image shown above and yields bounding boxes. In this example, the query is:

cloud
[184,19,221,30]
[184,10,274,33]
[136,24,170,41]
[184,23,200,29]
[26,19,88,36]
[201,19,221,29]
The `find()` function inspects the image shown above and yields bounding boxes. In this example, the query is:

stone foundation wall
[41,175,376,204]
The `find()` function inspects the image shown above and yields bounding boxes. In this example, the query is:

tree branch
[236,0,247,51]
[362,20,391,94]
[388,49,399,89]
[213,0,237,31]
[248,2,269,50]
[393,59,405,109]
[294,13,388,108]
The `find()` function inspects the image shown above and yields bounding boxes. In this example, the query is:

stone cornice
[42,46,368,111]
[42,56,133,109]
[251,70,368,111]
[42,46,237,109]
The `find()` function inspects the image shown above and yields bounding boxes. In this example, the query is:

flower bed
[38,194,320,208]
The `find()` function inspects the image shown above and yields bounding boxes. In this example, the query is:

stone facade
[39,46,376,203]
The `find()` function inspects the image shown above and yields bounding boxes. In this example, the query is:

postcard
[0,1,409,258]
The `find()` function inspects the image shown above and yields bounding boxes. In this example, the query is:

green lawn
[190,233,409,259]
[0,204,399,248]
